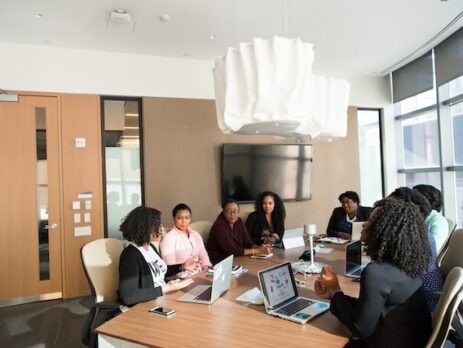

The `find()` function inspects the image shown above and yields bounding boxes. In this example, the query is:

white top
[135,243,167,287]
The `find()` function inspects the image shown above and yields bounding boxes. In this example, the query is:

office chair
[190,220,213,243]
[436,218,457,257]
[81,238,127,347]
[437,229,463,276]
[426,267,463,348]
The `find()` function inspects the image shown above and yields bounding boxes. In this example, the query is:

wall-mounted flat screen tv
[221,144,313,203]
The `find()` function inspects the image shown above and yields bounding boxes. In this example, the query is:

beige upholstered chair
[81,238,127,347]
[81,238,124,303]
[437,229,463,276]
[190,220,213,243]
[425,267,463,348]
[446,218,457,236]
[437,218,457,256]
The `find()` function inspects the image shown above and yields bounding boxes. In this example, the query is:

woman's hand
[163,278,194,293]
[256,244,272,255]
[182,257,199,272]
[314,265,341,299]
[264,233,280,245]
[314,279,332,299]
[337,232,351,240]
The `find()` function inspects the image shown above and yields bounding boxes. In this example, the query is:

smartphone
[148,306,176,318]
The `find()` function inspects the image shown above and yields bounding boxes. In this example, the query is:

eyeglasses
[224,209,239,215]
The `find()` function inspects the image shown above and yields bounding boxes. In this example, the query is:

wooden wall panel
[143,97,360,234]
[60,94,104,298]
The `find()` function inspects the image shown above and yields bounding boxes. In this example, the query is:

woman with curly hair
[314,198,432,348]
[246,191,286,246]
[118,206,194,306]
[413,184,449,251]
[388,187,444,311]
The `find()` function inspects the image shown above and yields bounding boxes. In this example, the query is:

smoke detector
[110,9,131,23]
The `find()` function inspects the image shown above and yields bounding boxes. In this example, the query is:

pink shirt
[161,226,212,276]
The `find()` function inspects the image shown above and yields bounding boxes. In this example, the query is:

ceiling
[1,0,463,77]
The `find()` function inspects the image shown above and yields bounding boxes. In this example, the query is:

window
[101,98,144,239]
[395,88,441,189]
[357,109,383,206]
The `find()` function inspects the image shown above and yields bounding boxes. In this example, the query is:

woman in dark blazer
[326,191,372,239]
[315,198,432,348]
[118,206,195,306]
[246,191,286,246]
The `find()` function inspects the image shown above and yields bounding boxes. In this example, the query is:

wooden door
[0,95,62,304]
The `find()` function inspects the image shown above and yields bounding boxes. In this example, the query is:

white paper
[235,287,264,304]
[85,200,92,210]
[84,213,91,222]
[77,192,93,199]
[314,246,333,254]
[72,201,81,210]
[74,226,91,236]
[73,213,81,223]
[75,137,86,148]
[319,237,349,245]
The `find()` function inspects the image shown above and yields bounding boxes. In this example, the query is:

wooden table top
[96,243,359,348]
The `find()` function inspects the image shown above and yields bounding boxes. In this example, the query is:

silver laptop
[177,255,233,304]
[351,222,363,241]
[345,240,366,278]
[282,228,305,249]
[258,262,329,324]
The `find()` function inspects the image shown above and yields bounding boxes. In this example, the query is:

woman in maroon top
[206,199,271,264]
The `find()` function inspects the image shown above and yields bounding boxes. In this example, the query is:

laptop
[258,262,329,324]
[351,222,363,241]
[282,228,305,249]
[177,255,233,304]
[345,240,366,278]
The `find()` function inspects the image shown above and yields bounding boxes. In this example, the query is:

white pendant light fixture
[212,1,350,139]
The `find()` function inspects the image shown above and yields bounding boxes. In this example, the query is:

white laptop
[258,262,329,324]
[345,240,366,278]
[177,255,233,304]
[282,228,305,249]
[351,222,364,241]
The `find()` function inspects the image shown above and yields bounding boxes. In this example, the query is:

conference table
[96,242,360,348]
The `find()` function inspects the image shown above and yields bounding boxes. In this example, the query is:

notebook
[177,255,233,304]
[345,240,365,278]
[351,222,364,241]
[258,262,329,324]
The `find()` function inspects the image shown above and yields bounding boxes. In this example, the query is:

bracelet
[180,264,184,272]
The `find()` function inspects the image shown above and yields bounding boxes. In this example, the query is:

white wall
[1,42,390,106]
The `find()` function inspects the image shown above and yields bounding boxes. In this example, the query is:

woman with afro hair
[315,198,432,348]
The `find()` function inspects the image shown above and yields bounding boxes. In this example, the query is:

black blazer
[326,206,372,237]
[245,211,285,245]
[118,244,182,306]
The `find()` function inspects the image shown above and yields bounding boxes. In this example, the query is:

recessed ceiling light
[160,14,171,22]
[209,35,216,39]
[35,14,43,19]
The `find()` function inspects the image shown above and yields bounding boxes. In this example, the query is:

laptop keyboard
[276,298,315,316]
[194,287,212,301]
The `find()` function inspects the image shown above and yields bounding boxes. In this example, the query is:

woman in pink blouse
[161,203,212,277]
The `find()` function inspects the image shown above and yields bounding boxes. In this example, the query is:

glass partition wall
[101,97,144,239]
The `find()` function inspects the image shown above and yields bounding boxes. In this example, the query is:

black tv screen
[221,144,313,203]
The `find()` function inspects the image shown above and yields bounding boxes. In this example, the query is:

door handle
[44,223,58,230]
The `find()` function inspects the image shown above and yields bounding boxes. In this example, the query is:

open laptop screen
[259,263,297,308]
[346,240,362,274]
